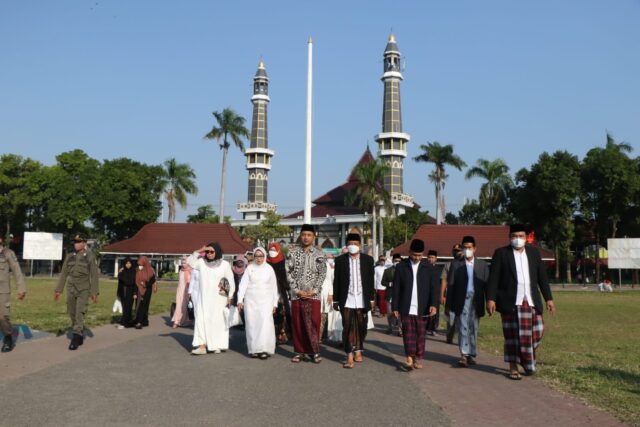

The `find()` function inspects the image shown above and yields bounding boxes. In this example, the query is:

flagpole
[304,37,313,224]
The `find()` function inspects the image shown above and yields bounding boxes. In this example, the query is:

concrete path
[0,315,625,427]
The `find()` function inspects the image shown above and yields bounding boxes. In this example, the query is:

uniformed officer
[0,235,26,353]
[54,233,99,350]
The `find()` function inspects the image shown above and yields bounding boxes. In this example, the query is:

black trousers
[135,288,153,326]
[120,286,136,326]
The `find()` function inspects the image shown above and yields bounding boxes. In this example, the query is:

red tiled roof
[284,204,364,219]
[392,224,555,260]
[101,223,250,256]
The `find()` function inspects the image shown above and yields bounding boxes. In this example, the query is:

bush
[161,271,179,280]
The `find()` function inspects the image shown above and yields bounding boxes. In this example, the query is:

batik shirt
[286,246,326,300]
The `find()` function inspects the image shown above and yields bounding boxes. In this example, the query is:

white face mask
[464,248,474,259]
[268,250,278,258]
[511,238,526,249]
[138,265,144,270]
[347,244,360,255]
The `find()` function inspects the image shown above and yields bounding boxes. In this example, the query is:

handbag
[227,305,243,327]
[112,298,123,314]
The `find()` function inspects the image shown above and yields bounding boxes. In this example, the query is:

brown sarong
[341,308,368,354]
[291,299,321,355]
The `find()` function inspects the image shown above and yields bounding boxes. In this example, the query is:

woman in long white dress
[188,242,235,355]
[237,247,279,359]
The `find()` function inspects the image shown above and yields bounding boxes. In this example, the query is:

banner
[23,232,64,261]
[607,238,640,269]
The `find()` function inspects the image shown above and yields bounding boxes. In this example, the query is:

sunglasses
[205,250,215,254]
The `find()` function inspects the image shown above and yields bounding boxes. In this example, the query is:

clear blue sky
[2,0,639,221]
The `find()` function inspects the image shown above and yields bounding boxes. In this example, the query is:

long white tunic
[237,262,279,354]
[188,254,235,351]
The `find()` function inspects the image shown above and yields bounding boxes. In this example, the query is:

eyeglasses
[254,254,265,258]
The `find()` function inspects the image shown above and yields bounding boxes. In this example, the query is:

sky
[1,0,639,222]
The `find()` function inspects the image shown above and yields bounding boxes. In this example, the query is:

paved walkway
[0,315,625,427]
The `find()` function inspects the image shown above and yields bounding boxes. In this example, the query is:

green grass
[475,291,640,426]
[10,278,176,333]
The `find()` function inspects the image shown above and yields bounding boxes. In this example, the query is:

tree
[204,108,250,223]
[413,142,466,225]
[0,154,43,237]
[44,150,100,235]
[187,205,220,224]
[242,210,290,246]
[510,151,581,281]
[464,158,513,223]
[382,209,434,249]
[92,158,165,241]
[347,158,392,257]
[159,158,198,223]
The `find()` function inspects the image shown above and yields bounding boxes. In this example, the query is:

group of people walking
[1,223,556,381]
[177,222,555,380]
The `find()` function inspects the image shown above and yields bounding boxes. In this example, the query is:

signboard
[23,232,64,261]
[607,238,640,269]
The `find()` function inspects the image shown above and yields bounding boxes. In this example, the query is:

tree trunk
[435,181,442,225]
[219,143,229,223]
[379,213,384,258]
[566,248,572,284]
[554,246,560,281]
[372,208,378,258]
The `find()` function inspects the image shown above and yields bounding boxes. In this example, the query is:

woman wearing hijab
[172,256,192,329]
[267,242,291,344]
[237,247,279,359]
[134,256,157,329]
[117,257,137,329]
[188,242,235,355]
[231,255,247,328]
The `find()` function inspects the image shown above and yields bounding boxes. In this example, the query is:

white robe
[237,262,279,355]
[188,253,235,351]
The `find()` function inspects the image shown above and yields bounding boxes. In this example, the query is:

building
[375,34,414,215]
[392,224,556,261]
[237,60,276,221]
[101,223,250,276]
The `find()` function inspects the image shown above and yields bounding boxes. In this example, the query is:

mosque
[232,34,418,249]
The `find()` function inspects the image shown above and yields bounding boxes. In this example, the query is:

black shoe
[69,335,80,350]
[1,336,13,353]
[78,336,84,346]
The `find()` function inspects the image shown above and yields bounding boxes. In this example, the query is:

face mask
[511,238,526,249]
[268,250,278,258]
[138,265,143,270]
[347,245,360,255]
[464,249,474,259]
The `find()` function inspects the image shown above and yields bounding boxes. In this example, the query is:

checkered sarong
[501,300,544,372]
[401,315,428,358]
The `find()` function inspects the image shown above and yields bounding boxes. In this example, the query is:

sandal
[343,361,354,369]
[354,352,363,363]
[413,362,423,369]
[458,357,468,368]
[291,354,302,363]
[508,371,522,380]
[523,369,534,376]
[466,356,477,365]
[312,354,322,364]
[259,353,269,360]
[250,353,258,358]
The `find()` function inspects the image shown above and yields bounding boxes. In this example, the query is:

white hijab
[246,247,274,283]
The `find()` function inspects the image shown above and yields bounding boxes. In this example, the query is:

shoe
[191,347,206,355]
[1,336,13,353]
[259,353,268,360]
[78,336,84,346]
[68,335,81,351]
[117,325,125,330]
[458,357,468,367]
[466,356,477,365]
[213,349,221,354]
[135,323,143,330]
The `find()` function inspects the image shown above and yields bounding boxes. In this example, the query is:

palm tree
[347,158,392,258]
[204,108,250,222]
[464,158,513,221]
[414,142,466,224]
[159,158,198,223]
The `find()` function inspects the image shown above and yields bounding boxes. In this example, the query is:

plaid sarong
[501,300,544,372]
[341,308,368,354]
[401,315,428,358]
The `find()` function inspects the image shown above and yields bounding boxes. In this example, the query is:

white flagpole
[304,37,313,224]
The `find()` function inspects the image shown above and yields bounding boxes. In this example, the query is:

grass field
[476,291,640,426]
[9,278,176,333]
[6,281,640,424]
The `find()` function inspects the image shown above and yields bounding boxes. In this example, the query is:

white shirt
[374,265,386,291]
[409,261,419,315]
[345,255,364,309]
[513,249,534,307]
[465,258,475,295]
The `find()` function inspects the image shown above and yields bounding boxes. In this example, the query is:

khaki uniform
[0,247,27,336]
[55,250,99,336]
